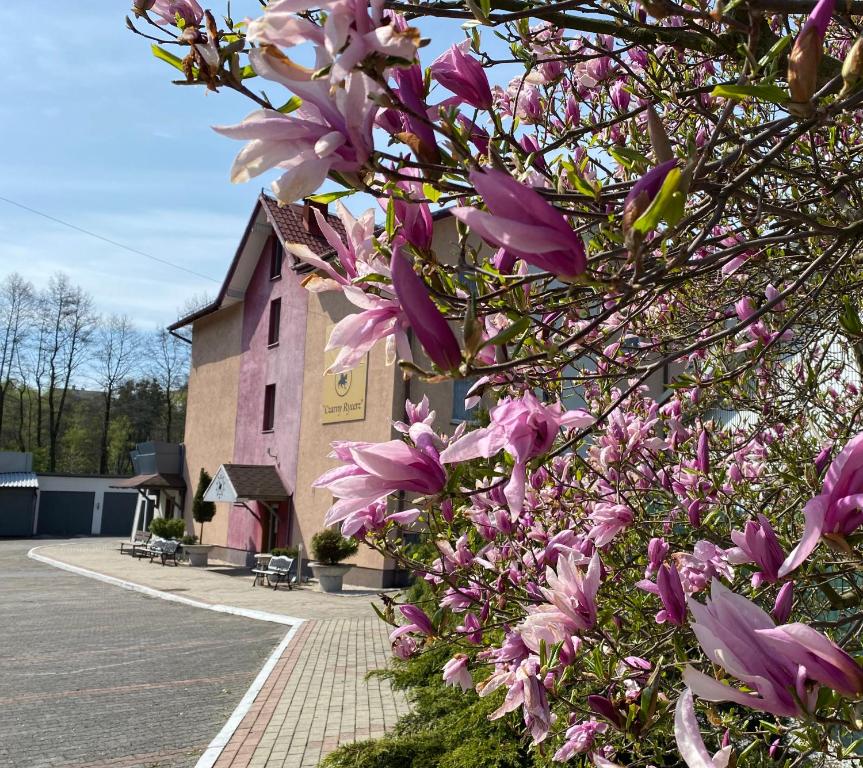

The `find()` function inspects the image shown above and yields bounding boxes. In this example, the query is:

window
[262,384,276,432]
[268,298,281,346]
[269,238,283,280]
[452,378,478,423]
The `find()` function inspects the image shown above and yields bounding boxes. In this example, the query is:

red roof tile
[259,194,346,258]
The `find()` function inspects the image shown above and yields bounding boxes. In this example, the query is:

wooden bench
[120,531,151,556]
[252,555,297,590]
[145,538,180,566]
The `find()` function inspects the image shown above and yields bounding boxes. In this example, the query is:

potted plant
[309,529,358,592]
[149,517,186,540]
[185,468,217,567]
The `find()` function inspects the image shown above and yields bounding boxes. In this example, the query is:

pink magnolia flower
[246,0,419,84]
[674,689,732,768]
[214,49,377,202]
[442,654,473,692]
[390,247,462,372]
[727,515,785,585]
[656,563,686,625]
[150,0,203,26]
[440,392,593,515]
[587,502,633,547]
[788,0,835,107]
[316,439,446,527]
[324,288,409,373]
[781,433,863,576]
[539,551,601,631]
[484,657,554,744]
[451,169,587,279]
[285,203,384,291]
[430,42,493,110]
[553,719,607,762]
[772,581,794,624]
[684,580,863,716]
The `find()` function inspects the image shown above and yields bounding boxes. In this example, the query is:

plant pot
[184,544,213,567]
[309,562,352,592]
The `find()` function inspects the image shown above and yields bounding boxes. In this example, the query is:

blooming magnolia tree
[130,0,863,764]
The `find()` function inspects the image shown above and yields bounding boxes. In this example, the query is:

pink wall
[227,240,308,553]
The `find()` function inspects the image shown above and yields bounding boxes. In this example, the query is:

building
[0,451,139,538]
[170,194,463,586]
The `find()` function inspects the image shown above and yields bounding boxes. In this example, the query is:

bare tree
[148,328,189,443]
[92,315,139,474]
[42,274,96,471]
[0,274,34,441]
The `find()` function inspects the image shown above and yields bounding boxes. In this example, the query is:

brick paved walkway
[31,540,409,768]
[214,619,403,768]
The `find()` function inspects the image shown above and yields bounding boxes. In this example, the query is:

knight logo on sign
[322,324,368,424]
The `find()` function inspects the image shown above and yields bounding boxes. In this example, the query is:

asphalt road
[0,539,288,768]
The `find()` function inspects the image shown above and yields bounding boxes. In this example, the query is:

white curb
[27,544,307,768]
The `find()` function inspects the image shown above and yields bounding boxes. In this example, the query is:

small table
[251,553,273,587]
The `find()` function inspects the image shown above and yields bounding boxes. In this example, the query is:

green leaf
[710,83,789,105]
[385,197,396,238]
[151,44,185,73]
[277,96,302,114]
[758,35,792,68]
[239,64,257,80]
[632,167,686,234]
[483,316,530,347]
[609,146,650,170]
[308,189,356,204]
[422,183,441,203]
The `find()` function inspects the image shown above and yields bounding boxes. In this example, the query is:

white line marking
[27,544,307,768]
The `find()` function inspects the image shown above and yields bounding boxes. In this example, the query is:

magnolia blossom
[214,48,378,202]
[440,392,593,515]
[442,654,473,692]
[781,432,863,575]
[451,168,587,279]
[482,657,553,744]
[553,719,607,762]
[727,515,785,585]
[684,580,863,716]
[787,0,836,108]
[316,439,446,527]
[539,551,601,631]
[674,689,732,768]
[149,0,203,26]
[430,41,493,110]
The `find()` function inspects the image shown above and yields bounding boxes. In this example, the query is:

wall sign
[322,324,368,424]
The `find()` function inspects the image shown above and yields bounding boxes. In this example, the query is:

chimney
[301,199,328,237]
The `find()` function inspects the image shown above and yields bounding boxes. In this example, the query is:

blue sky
[0,4,479,330]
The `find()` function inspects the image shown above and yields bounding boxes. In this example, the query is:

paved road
[0,540,288,768]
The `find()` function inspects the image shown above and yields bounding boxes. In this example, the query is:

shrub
[270,546,299,558]
[181,534,198,545]
[311,529,358,565]
[192,468,216,544]
[321,581,532,768]
[149,517,186,540]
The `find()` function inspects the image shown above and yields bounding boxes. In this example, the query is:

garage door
[37,491,94,536]
[99,492,137,536]
[0,489,36,537]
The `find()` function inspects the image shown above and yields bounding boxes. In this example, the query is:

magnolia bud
[647,105,674,164]
[841,37,863,97]
[787,0,836,115]
[133,0,155,11]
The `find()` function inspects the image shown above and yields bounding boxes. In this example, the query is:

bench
[145,538,180,566]
[120,531,151,556]
[252,555,297,590]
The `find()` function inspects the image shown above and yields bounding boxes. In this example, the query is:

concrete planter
[310,562,352,592]
[184,544,213,567]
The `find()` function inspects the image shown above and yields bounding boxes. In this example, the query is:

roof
[169,193,344,331]
[0,472,38,490]
[204,463,290,503]
[111,473,186,490]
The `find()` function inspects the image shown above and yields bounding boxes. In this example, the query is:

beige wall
[182,303,243,547]
[293,289,397,585]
